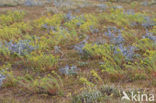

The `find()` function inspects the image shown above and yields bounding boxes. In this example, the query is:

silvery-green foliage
[46,7,58,14]
[54,0,64,7]
[24,0,43,6]
[72,87,102,103]
[0,74,5,87]
[141,1,149,6]
[54,46,62,53]
[112,5,123,9]
[24,0,53,6]
[142,16,155,29]
[97,4,107,10]
[59,65,79,75]
[100,85,121,97]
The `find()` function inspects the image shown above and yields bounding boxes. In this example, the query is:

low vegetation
[0,0,155,103]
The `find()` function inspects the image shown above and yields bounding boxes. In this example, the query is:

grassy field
[0,0,156,103]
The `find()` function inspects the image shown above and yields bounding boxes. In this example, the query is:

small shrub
[0,27,21,40]
[0,11,25,25]
[0,74,5,87]
[79,77,95,87]
[100,85,121,97]
[1,70,18,87]
[72,87,102,103]
[20,73,63,95]
[4,40,35,56]
[10,22,33,33]
[59,65,79,75]
[26,53,58,71]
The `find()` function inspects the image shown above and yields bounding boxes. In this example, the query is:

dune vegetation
[0,0,156,103]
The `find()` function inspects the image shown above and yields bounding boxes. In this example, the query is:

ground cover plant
[0,0,156,103]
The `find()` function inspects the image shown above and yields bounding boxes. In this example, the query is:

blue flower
[105,29,115,37]
[42,24,56,32]
[65,11,74,21]
[74,37,89,54]
[4,40,35,56]
[114,43,137,61]
[105,27,120,38]
[111,34,124,45]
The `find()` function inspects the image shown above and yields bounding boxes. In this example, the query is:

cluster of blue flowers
[111,34,124,45]
[105,27,138,60]
[42,24,56,32]
[4,40,35,56]
[142,29,156,43]
[105,26,121,39]
[65,11,75,21]
[59,65,79,75]
[74,36,89,54]
[115,44,138,60]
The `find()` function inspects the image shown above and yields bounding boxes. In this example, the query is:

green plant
[80,14,98,33]
[64,16,85,30]
[19,72,63,95]
[79,77,95,87]
[10,22,33,33]
[0,26,21,40]
[26,53,58,71]
[34,13,64,28]
[100,9,145,27]
[135,38,156,52]
[72,87,102,103]
[83,43,123,72]
[90,70,102,82]
[100,85,121,97]
[0,11,25,25]
[1,70,18,87]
